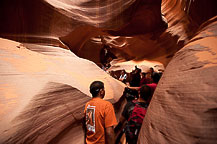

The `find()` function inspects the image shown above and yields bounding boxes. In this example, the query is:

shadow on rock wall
[138,16,217,144]
[2,82,90,144]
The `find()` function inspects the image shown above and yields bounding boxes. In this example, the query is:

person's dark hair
[139,85,151,101]
[152,73,161,83]
[90,81,104,97]
[150,67,154,72]
[121,70,126,73]
[141,72,146,77]
[137,68,142,73]
[123,87,138,101]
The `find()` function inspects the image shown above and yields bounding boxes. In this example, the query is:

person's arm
[114,116,126,144]
[82,116,87,144]
[105,126,115,144]
[114,116,126,133]
[119,74,125,81]
[127,86,140,90]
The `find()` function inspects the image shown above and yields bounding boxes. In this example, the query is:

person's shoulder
[97,98,111,104]
[101,100,114,109]
[147,83,157,87]
[84,100,92,110]
[137,102,148,108]
[85,100,90,106]
[103,99,113,105]
[125,100,136,108]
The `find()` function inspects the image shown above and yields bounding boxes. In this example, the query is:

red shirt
[146,83,157,95]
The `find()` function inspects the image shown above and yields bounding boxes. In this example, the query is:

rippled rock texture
[0,38,124,144]
[139,16,217,144]
[0,0,217,143]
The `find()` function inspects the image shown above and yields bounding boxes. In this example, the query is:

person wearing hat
[84,81,117,144]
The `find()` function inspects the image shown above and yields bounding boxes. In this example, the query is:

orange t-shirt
[84,97,117,144]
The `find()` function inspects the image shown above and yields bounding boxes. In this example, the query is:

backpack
[124,102,147,142]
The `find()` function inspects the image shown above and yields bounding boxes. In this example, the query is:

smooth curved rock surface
[0,0,191,67]
[1,0,215,68]
[58,0,204,67]
[0,38,125,144]
[0,0,217,143]
[138,16,217,144]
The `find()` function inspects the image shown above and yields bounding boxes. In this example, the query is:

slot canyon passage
[0,0,217,143]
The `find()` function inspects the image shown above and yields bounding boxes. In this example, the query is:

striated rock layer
[138,16,217,144]
[0,0,217,143]
[0,0,192,67]
[0,38,125,144]
[0,0,216,67]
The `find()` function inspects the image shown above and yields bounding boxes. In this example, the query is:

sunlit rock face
[138,16,217,144]
[58,0,217,66]
[0,0,217,143]
[0,38,124,144]
[0,0,172,66]
[1,0,215,67]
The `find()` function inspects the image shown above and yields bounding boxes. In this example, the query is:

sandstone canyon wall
[0,38,125,144]
[0,0,217,144]
[138,15,217,144]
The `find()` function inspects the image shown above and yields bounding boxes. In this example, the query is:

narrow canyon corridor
[0,0,217,143]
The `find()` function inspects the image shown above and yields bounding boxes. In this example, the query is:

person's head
[123,87,138,102]
[152,73,161,83]
[149,67,154,73]
[121,70,125,75]
[137,68,141,74]
[145,72,152,79]
[89,81,105,98]
[132,66,138,73]
[133,68,141,75]
[139,85,152,101]
[140,72,146,78]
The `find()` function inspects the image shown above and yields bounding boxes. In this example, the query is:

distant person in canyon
[146,72,161,102]
[100,36,117,71]
[115,85,152,144]
[140,72,152,86]
[84,81,117,144]
[130,66,141,87]
[127,69,162,105]
[119,70,127,84]
[149,67,158,78]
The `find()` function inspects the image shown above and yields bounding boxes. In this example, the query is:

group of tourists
[118,67,162,87]
[83,67,162,144]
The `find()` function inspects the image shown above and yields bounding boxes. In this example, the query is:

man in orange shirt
[84,81,117,144]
